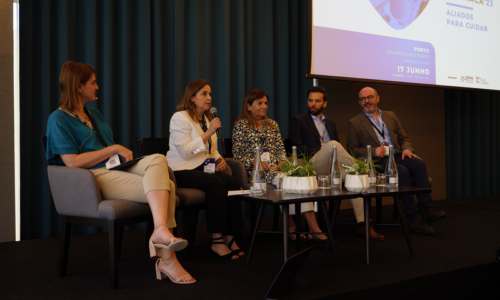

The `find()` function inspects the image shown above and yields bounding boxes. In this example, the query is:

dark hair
[176,80,213,121]
[307,86,328,102]
[234,89,275,129]
[58,61,96,111]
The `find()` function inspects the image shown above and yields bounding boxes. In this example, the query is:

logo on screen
[370,0,430,30]
[466,76,473,83]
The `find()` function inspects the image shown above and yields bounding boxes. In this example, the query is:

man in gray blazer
[347,87,446,235]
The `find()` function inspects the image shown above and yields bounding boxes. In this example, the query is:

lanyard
[318,120,326,144]
[259,121,269,149]
[71,108,109,148]
[367,117,386,140]
[198,115,212,154]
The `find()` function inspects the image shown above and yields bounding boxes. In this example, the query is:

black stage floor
[1,196,500,300]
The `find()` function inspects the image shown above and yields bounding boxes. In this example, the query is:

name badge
[105,154,122,169]
[204,158,216,174]
[260,148,270,163]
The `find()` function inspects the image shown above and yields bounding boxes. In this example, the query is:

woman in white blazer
[167,80,244,261]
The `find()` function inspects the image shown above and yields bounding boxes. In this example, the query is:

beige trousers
[310,141,365,223]
[90,154,177,228]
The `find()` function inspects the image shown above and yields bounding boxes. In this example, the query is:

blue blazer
[289,113,339,157]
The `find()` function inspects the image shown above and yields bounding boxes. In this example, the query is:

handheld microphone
[209,107,222,137]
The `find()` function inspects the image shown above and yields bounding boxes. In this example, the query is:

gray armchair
[43,136,153,289]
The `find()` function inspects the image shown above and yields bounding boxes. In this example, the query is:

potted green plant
[279,153,318,194]
[342,155,371,192]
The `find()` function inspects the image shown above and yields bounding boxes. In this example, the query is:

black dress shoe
[423,208,446,224]
[409,217,435,235]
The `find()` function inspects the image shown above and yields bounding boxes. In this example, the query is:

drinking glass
[318,175,330,189]
[276,176,284,191]
[377,174,386,187]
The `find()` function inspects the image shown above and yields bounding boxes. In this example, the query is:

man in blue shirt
[347,87,446,235]
[290,86,385,241]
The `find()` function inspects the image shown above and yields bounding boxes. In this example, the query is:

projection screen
[309,0,499,91]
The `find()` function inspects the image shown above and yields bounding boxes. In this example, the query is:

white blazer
[166,110,221,171]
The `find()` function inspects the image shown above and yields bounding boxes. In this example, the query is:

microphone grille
[209,107,217,114]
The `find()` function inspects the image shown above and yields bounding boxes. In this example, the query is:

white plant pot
[283,176,318,194]
[344,174,370,192]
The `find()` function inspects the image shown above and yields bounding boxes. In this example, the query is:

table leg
[364,196,371,265]
[326,200,341,254]
[319,201,339,268]
[250,202,257,234]
[394,196,414,257]
[376,197,382,225]
[295,203,301,254]
[283,205,289,263]
[246,203,266,264]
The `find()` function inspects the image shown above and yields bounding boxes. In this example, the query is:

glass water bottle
[330,145,342,188]
[251,146,266,196]
[385,145,398,187]
[366,145,376,187]
[292,146,297,165]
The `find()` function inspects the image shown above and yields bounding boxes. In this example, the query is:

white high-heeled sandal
[149,224,188,258]
[155,258,196,284]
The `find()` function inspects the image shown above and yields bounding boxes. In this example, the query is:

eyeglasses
[359,95,375,102]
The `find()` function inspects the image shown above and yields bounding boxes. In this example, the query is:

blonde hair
[234,89,275,129]
[58,61,95,111]
[176,80,213,121]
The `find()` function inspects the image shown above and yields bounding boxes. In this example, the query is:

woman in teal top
[46,107,114,168]
[46,61,195,284]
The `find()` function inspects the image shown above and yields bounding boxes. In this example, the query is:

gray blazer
[347,110,413,161]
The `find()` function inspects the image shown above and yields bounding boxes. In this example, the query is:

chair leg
[117,226,124,260]
[191,210,199,243]
[376,197,382,224]
[183,210,192,261]
[108,220,119,289]
[173,211,178,237]
[59,216,71,277]
[145,218,154,250]
[272,206,280,231]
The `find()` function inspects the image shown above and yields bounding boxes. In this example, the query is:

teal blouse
[46,107,115,169]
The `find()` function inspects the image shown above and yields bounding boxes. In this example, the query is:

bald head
[359,87,378,98]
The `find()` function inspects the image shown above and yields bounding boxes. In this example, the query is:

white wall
[0,0,16,243]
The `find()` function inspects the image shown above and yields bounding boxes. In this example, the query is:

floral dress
[232,118,287,184]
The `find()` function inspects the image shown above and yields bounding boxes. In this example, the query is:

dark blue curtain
[20,0,312,239]
[445,89,500,199]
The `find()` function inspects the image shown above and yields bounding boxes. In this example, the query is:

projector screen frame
[306,0,499,93]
